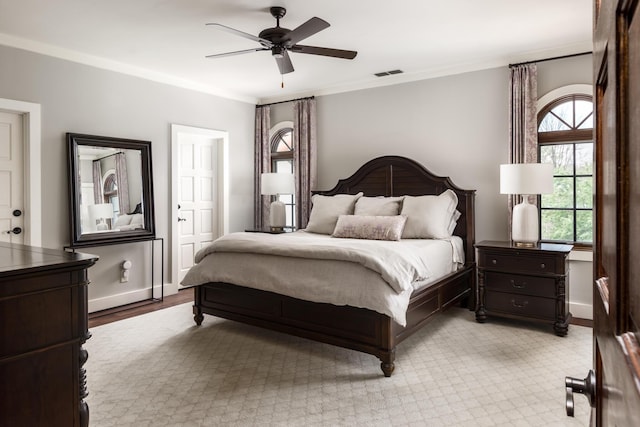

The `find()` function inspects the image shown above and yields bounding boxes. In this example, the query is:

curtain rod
[257,96,314,107]
[509,51,592,68]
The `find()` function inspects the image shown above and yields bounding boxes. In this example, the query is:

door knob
[6,227,22,235]
[565,369,596,416]
[178,217,187,222]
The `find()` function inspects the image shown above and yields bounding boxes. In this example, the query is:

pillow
[332,215,407,241]
[354,196,404,216]
[448,210,462,235]
[305,193,363,234]
[401,189,459,239]
[114,214,132,227]
[130,214,144,225]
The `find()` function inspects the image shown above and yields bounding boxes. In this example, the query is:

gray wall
[0,44,255,309]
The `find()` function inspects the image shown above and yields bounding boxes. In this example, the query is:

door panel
[591,0,640,425]
[0,111,24,244]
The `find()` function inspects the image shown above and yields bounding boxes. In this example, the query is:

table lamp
[500,163,553,247]
[261,173,295,231]
[88,203,114,231]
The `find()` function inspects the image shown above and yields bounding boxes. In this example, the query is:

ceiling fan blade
[290,44,357,60]
[206,23,272,47]
[205,47,268,59]
[275,49,294,75]
[282,17,330,46]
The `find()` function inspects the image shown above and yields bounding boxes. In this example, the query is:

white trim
[537,84,593,113]
[269,120,294,135]
[570,301,593,321]
[0,98,41,246]
[568,250,593,262]
[88,285,177,313]
[170,124,229,290]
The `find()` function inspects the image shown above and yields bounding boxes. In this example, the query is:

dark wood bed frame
[193,155,476,376]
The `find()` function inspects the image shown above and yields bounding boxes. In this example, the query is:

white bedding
[181,231,464,326]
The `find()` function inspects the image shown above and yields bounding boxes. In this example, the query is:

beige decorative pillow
[401,189,459,239]
[305,192,363,234]
[354,196,404,216]
[332,215,407,241]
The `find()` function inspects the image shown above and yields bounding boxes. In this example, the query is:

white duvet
[182,231,464,326]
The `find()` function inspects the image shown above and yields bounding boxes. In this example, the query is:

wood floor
[88,288,194,328]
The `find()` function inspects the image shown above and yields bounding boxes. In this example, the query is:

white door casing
[0,99,41,246]
[171,124,228,290]
[0,111,24,244]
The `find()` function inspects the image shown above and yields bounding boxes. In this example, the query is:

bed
[185,155,476,376]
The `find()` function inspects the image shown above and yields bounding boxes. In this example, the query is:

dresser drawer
[479,251,559,275]
[484,271,557,298]
[485,291,556,320]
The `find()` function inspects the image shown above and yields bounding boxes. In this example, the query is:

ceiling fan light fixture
[272,46,285,58]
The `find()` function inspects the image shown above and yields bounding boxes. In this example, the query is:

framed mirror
[67,133,156,247]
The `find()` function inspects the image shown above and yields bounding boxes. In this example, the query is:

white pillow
[401,189,459,239]
[130,214,144,225]
[114,214,132,227]
[332,215,407,241]
[305,192,363,235]
[354,196,404,216]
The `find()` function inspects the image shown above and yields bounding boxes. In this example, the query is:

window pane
[576,210,593,243]
[539,113,571,132]
[274,160,292,174]
[541,209,574,241]
[575,143,593,174]
[541,177,574,208]
[540,144,574,175]
[576,177,593,208]
[279,194,293,204]
[575,100,593,129]
[551,102,573,126]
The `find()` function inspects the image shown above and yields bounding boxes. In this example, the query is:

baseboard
[570,301,593,321]
[88,283,178,313]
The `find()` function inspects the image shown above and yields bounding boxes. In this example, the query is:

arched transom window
[270,126,296,229]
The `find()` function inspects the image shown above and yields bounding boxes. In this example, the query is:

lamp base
[269,200,286,230]
[511,197,539,247]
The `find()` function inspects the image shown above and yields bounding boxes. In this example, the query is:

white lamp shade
[88,203,114,220]
[261,173,295,195]
[500,163,554,195]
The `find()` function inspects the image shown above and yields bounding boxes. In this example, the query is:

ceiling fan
[205,6,357,75]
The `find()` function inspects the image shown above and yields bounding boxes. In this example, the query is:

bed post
[193,286,204,325]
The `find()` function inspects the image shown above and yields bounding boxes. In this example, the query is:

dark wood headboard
[313,156,476,265]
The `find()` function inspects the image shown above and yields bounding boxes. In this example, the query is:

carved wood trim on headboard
[313,156,476,265]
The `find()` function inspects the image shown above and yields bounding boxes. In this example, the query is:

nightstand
[475,240,573,336]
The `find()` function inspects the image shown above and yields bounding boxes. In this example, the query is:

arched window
[270,126,296,229]
[538,94,593,245]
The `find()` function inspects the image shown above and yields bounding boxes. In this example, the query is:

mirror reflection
[77,146,144,235]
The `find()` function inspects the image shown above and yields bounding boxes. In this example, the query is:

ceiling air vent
[374,69,404,77]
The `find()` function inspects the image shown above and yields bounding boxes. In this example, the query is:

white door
[0,111,24,244]
[171,125,229,289]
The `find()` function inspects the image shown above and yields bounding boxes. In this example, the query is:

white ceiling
[0,0,592,104]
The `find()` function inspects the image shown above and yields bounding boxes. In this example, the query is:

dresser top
[0,242,98,277]
[475,240,573,254]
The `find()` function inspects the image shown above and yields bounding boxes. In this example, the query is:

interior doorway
[0,98,41,246]
[170,124,228,290]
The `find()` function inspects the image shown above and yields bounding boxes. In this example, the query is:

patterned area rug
[85,303,591,426]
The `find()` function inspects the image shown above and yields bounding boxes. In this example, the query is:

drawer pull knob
[511,299,528,308]
[492,259,497,265]
[540,263,546,269]
[510,280,526,289]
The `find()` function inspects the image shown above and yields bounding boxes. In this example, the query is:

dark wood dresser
[475,240,573,336]
[0,242,98,427]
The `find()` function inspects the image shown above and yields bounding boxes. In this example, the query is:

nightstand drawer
[484,271,556,297]
[485,291,556,320]
[479,251,558,275]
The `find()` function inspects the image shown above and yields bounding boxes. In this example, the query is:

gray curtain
[92,160,103,204]
[293,98,317,229]
[254,105,271,229]
[508,64,539,231]
[115,152,130,215]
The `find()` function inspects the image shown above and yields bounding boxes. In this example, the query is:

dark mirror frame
[67,133,156,248]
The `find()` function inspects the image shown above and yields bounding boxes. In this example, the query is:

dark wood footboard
[193,263,474,376]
